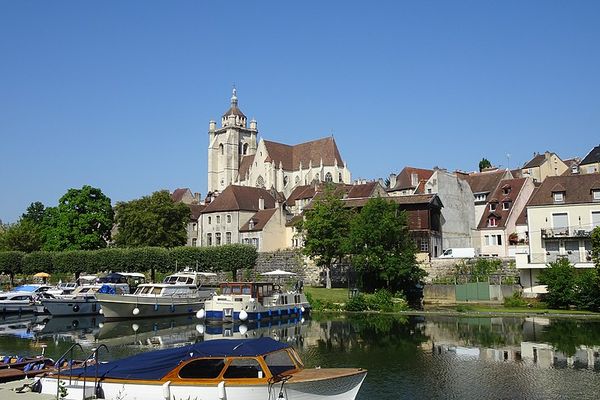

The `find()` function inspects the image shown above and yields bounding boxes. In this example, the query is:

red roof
[239,209,278,232]
[262,137,343,171]
[390,167,433,192]
[202,185,276,213]
[477,178,527,229]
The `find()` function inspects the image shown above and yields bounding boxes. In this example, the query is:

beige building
[578,145,600,174]
[459,168,513,226]
[239,207,289,252]
[516,174,600,294]
[521,151,568,183]
[207,89,351,197]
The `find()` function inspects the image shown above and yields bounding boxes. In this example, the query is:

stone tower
[207,88,258,193]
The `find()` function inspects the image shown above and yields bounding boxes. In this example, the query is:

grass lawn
[304,287,349,304]
[467,305,600,315]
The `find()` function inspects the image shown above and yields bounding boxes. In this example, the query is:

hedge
[0,245,257,279]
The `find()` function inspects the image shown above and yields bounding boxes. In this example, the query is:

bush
[345,294,369,311]
[538,258,575,309]
[504,291,528,308]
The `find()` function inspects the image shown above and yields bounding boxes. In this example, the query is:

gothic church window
[243,143,249,155]
[295,176,300,184]
[219,143,224,155]
[283,176,288,187]
[338,173,342,182]
[257,176,265,188]
[325,172,333,183]
[207,234,212,246]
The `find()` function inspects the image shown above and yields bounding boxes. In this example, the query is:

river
[0,312,599,399]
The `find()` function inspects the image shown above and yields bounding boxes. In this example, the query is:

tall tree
[538,258,575,309]
[298,185,352,289]
[22,201,46,224]
[114,190,190,248]
[479,158,492,172]
[592,226,600,269]
[0,219,44,252]
[43,186,114,251]
[349,197,424,293]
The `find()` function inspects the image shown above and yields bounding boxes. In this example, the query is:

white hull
[40,371,366,400]
[96,293,211,319]
[41,297,100,316]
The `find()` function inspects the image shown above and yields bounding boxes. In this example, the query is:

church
[207,89,352,197]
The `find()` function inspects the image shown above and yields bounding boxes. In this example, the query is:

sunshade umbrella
[260,269,296,276]
[33,272,51,278]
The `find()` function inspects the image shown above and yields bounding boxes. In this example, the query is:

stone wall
[420,257,518,283]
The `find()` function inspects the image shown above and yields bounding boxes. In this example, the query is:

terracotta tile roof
[222,105,246,119]
[523,153,547,168]
[286,214,303,227]
[346,181,380,198]
[461,169,510,194]
[263,137,343,171]
[527,174,600,206]
[390,167,433,191]
[305,193,442,210]
[238,155,254,179]
[201,185,276,213]
[515,206,528,226]
[286,182,381,207]
[286,185,318,206]
[239,208,278,232]
[188,204,205,220]
[171,188,190,203]
[580,145,600,166]
[477,178,527,229]
[510,169,522,178]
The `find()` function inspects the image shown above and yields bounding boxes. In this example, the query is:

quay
[0,380,53,400]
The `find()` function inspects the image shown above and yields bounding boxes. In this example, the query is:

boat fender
[154,304,159,311]
[132,307,140,315]
[162,380,171,400]
[217,381,226,400]
[98,308,104,315]
[239,324,248,335]
[73,305,80,312]
[239,310,248,321]
[195,324,205,334]
[300,306,305,313]
[132,323,139,332]
[196,309,205,319]
[98,322,104,328]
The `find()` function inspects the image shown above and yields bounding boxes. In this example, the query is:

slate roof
[461,169,510,195]
[222,105,246,118]
[239,208,278,232]
[390,167,433,191]
[171,188,190,203]
[202,185,276,213]
[477,178,527,229]
[527,175,600,206]
[262,137,343,171]
[580,145,600,166]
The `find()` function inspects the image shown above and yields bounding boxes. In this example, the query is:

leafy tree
[22,201,46,224]
[349,197,424,293]
[43,185,114,251]
[298,185,352,289]
[114,190,190,248]
[592,226,600,268]
[572,268,600,312]
[479,158,492,172]
[538,258,575,309]
[0,251,24,286]
[0,219,44,252]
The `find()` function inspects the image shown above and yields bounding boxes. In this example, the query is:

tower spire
[231,86,238,107]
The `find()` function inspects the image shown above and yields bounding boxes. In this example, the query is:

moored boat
[96,271,217,320]
[201,281,310,323]
[37,337,366,400]
[0,285,53,314]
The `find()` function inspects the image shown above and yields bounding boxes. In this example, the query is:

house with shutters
[515,174,600,294]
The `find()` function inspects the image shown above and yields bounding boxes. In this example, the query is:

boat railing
[81,344,109,400]
[54,342,83,398]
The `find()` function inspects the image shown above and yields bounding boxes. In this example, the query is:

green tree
[538,258,575,309]
[592,226,600,268]
[479,158,492,172]
[349,197,424,293]
[0,219,44,252]
[22,201,46,224]
[298,185,352,289]
[114,190,190,248]
[43,185,114,251]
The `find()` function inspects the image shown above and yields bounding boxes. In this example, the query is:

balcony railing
[527,252,593,265]
[541,228,592,239]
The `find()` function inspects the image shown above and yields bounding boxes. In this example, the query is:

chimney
[258,197,265,210]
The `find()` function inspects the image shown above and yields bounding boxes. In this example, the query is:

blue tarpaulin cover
[68,338,290,380]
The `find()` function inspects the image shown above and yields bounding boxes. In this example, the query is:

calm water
[1,312,599,399]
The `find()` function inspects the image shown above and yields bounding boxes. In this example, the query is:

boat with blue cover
[200,282,310,323]
[37,337,366,400]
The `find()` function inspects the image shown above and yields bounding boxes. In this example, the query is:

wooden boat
[0,355,56,383]
[201,282,310,323]
[96,272,217,320]
[37,338,366,400]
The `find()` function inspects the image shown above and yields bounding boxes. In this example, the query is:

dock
[0,379,54,400]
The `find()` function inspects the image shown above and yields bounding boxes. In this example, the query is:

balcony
[526,251,593,265]
[541,228,591,239]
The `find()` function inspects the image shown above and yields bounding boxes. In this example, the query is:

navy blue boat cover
[68,338,290,380]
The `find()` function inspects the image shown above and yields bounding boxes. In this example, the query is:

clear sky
[1,1,599,223]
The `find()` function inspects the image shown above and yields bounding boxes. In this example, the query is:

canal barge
[37,337,366,400]
[200,281,310,323]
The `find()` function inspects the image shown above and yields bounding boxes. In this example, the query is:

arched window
[283,176,288,187]
[338,173,342,182]
[256,175,265,188]
[295,176,300,184]
[207,233,212,246]
[191,238,197,247]
[226,232,232,244]
[219,143,224,155]
[325,172,333,183]
[242,143,249,155]
[216,232,222,245]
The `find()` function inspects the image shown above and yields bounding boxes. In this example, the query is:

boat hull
[205,307,309,323]
[96,294,206,320]
[0,302,36,314]
[39,370,366,400]
[41,298,100,316]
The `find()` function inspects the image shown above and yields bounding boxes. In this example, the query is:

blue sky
[1,1,599,223]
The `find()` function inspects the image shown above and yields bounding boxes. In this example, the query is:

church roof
[202,185,276,213]
[263,137,343,171]
[222,105,246,119]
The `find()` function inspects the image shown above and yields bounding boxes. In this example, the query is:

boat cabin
[219,282,276,302]
[133,284,196,297]
[163,272,217,287]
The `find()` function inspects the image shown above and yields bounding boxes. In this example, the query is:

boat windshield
[178,358,225,379]
[223,358,264,379]
[164,276,194,285]
[264,350,297,376]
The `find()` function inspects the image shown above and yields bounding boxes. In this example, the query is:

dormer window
[487,218,498,227]
[489,203,497,212]
[502,201,511,210]
[553,192,565,203]
[249,219,255,230]
[502,185,511,195]
[593,190,600,202]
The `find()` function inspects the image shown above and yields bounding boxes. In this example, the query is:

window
[216,233,222,246]
[219,143,224,155]
[485,235,502,246]
[208,216,212,225]
[552,213,568,231]
[489,203,497,212]
[592,211,600,228]
[226,232,231,244]
[411,173,419,186]
[338,173,342,182]
[207,233,212,246]
[295,176,300,184]
[553,192,565,203]
[487,218,497,227]
[226,214,231,223]
[503,187,511,195]
[325,172,333,183]
[420,239,429,252]
[593,190,600,201]
[475,194,486,202]
[192,223,198,231]
[283,176,288,186]
[216,215,221,224]
[502,202,511,210]
[242,143,248,155]
[223,358,264,379]
[191,238,197,247]
[256,176,265,188]
[252,238,259,248]
[264,350,296,376]
[179,358,225,379]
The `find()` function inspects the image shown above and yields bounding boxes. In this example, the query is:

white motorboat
[96,271,217,320]
[201,282,310,323]
[37,337,366,400]
[0,285,53,314]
